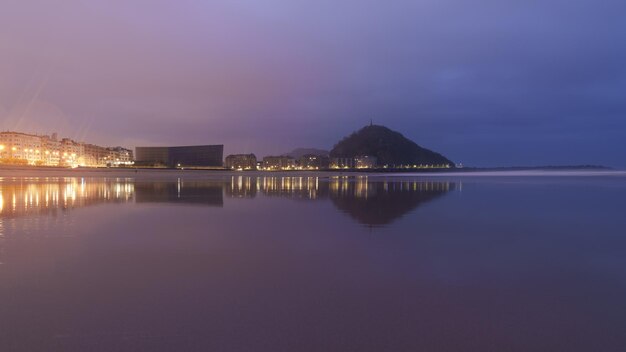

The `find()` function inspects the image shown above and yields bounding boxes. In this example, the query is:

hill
[330,125,453,167]
[285,148,329,159]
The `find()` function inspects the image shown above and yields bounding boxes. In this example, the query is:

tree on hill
[330,125,454,167]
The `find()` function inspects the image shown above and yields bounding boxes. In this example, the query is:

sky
[1,0,625,167]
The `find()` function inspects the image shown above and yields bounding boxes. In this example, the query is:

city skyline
[2,1,625,167]
[0,130,133,167]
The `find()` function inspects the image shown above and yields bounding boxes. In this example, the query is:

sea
[1,170,625,351]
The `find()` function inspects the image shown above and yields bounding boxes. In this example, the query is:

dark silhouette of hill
[330,125,454,167]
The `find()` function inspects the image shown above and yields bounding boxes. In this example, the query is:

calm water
[1,174,626,351]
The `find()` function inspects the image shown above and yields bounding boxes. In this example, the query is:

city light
[2,129,453,170]
[0,131,133,167]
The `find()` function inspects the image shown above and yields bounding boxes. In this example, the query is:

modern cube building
[135,145,224,168]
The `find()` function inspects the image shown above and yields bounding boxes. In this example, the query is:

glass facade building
[135,145,224,168]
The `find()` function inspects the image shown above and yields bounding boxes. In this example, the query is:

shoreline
[0,165,624,179]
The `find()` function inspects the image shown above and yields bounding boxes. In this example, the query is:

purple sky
[1,0,625,167]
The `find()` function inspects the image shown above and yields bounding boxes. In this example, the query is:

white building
[0,132,44,165]
[0,131,133,167]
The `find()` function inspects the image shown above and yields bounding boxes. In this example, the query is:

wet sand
[1,165,624,180]
[0,166,371,180]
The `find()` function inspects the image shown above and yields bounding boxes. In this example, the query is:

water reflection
[0,178,135,239]
[0,177,455,228]
[330,179,454,226]
[2,175,625,351]
[225,176,455,226]
[0,178,134,219]
[135,180,224,206]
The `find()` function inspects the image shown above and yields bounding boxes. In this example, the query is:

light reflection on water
[0,176,456,230]
[1,175,626,352]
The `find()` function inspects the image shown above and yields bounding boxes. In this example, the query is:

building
[60,138,84,167]
[330,157,355,169]
[262,156,296,170]
[107,147,134,166]
[355,155,378,169]
[134,147,169,167]
[41,134,62,166]
[83,143,110,167]
[225,154,257,170]
[135,145,224,168]
[299,154,330,169]
[0,131,133,167]
[0,131,43,165]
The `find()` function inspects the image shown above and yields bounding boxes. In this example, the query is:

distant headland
[329,124,453,169]
[226,124,455,171]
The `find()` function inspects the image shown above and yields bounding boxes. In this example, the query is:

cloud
[1,0,625,165]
